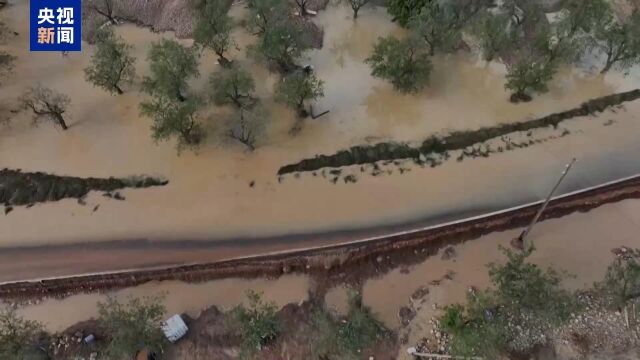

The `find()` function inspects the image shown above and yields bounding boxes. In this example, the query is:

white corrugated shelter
[162,314,188,343]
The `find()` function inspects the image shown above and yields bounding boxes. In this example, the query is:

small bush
[233,290,281,359]
[311,291,387,359]
[598,248,640,309]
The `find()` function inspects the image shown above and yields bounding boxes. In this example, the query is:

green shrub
[233,290,281,359]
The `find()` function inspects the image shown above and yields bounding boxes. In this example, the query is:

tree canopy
[140,91,206,151]
[97,296,167,360]
[504,58,556,102]
[365,34,432,93]
[275,71,324,115]
[250,17,309,72]
[19,85,72,130]
[193,0,235,67]
[233,290,281,359]
[210,65,256,108]
[84,28,136,95]
[0,308,46,360]
[386,0,427,27]
[591,11,640,74]
[142,39,199,101]
[227,107,267,151]
[246,0,289,35]
[0,19,15,84]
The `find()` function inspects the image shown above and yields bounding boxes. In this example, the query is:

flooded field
[1,0,640,250]
[10,198,640,360]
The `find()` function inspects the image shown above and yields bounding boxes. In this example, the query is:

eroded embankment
[0,168,168,207]
[3,175,640,301]
[278,89,640,175]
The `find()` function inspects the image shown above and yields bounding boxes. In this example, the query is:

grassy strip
[278,89,640,175]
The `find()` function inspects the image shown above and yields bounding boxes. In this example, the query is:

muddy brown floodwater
[9,198,640,360]
[1,1,640,261]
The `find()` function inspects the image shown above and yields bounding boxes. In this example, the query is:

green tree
[410,0,492,56]
[97,296,167,360]
[591,12,640,74]
[139,92,206,151]
[233,290,281,359]
[193,0,235,67]
[246,0,288,35]
[0,308,47,360]
[0,19,15,84]
[19,85,72,130]
[504,59,556,102]
[84,28,136,95]
[386,0,427,27]
[599,249,640,309]
[275,71,324,116]
[250,18,309,72]
[228,107,266,150]
[440,247,577,357]
[560,0,612,35]
[475,13,516,62]
[210,66,256,108]
[142,39,199,102]
[365,34,432,93]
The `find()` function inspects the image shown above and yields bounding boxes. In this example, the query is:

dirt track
[3,174,640,301]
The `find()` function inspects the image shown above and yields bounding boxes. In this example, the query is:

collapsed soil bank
[278,89,640,175]
[3,174,640,301]
[0,168,168,207]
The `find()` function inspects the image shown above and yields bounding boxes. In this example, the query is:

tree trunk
[601,59,614,74]
[54,113,68,130]
[217,53,232,68]
[510,91,532,103]
[114,84,124,95]
[353,7,359,19]
[176,90,186,102]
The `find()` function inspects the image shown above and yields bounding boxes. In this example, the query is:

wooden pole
[518,158,576,252]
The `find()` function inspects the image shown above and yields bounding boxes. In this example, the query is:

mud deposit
[0,168,167,207]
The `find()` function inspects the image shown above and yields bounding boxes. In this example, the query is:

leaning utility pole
[518,158,576,253]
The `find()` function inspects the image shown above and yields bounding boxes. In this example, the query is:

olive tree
[140,92,205,151]
[592,12,640,74]
[251,18,309,72]
[386,0,428,27]
[0,19,15,84]
[84,28,136,95]
[210,66,256,108]
[365,34,432,93]
[346,0,370,19]
[86,0,119,25]
[474,13,516,62]
[504,59,556,103]
[193,0,235,67]
[142,39,199,102]
[98,296,167,360]
[275,71,324,116]
[20,85,72,130]
[0,308,47,360]
[246,0,289,35]
[228,107,266,150]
